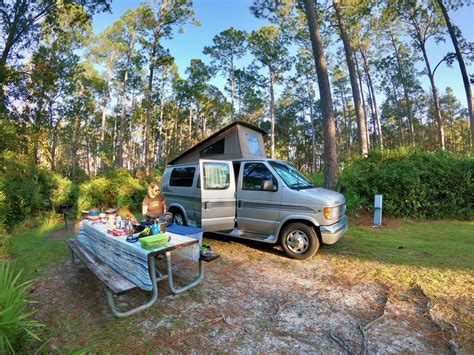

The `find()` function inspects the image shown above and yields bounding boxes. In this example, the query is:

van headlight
[323,207,337,220]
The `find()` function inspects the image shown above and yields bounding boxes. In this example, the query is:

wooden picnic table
[67,220,206,317]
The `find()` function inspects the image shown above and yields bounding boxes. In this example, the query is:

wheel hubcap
[174,214,184,225]
[286,230,309,254]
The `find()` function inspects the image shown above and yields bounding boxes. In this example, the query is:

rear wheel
[172,210,186,226]
[280,222,319,260]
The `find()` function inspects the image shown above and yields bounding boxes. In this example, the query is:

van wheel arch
[278,219,322,245]
[168,206,187,226]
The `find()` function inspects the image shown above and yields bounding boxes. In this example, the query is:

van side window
[170,167,195,187]
[242,163,277,191]
[203,162,230,189]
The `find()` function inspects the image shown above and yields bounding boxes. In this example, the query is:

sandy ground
[26,224,464,354]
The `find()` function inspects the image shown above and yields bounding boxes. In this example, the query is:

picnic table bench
[66,220,219,317]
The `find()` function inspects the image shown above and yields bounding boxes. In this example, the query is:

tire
[172,210,186,226]
[280,222,319,260]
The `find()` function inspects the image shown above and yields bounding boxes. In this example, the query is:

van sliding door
[199,160,236,231]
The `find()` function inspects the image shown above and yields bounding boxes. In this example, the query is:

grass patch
[327,219,474,271]
[7,217,69,281]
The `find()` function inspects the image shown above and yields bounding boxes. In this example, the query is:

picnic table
[67,220,211,317]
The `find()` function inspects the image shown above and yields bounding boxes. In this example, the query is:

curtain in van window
[203,163,230,189]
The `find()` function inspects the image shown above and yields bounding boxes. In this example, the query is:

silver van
[162,158,348,260]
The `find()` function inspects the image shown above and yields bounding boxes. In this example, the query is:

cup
[158,222,166,233]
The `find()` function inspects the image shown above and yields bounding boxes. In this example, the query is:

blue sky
[92,0,474,109]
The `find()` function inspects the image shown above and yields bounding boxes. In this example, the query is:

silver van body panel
[320,215,348,244]
[162,158,348,245]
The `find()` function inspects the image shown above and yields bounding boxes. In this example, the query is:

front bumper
[320,215,348,244]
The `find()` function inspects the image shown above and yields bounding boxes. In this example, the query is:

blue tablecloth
[77,220,199,291]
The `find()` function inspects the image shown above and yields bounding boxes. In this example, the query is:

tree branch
[433,52,454,75]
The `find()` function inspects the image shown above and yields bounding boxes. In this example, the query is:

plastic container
[139,234,169,249]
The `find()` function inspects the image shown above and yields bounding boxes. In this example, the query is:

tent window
[200,138,225,157]
[246,133,262,156]
[170,167,195,187]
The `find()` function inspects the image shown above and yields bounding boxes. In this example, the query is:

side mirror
[262,180,277,191]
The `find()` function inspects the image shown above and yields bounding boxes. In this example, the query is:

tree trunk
[364,72,377,146]
[333,0,368,157]
[118,68,129,167]
[302,0,338,189]
[360,48,383,149]
[101,66,111,143]
[340,92,350,155]
[420,44,445,150]
[391,82,405,146]
[50,124,58,172]
[305,75,316,173]
[354,54,370,150]
[0,0,28,110]
[117,43,133,167]
[231,58,236,121]
[71,114,81,181]
[145,38,158,176]
[436,0,473,151]
[112,95,119,165]
[188,106,193,147]
[390,35,415,145]
[99,66,110,170]
[269,67,276,159]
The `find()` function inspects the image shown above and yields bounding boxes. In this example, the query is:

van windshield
[269,161,315,190]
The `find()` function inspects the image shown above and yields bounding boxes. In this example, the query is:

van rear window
[170,167,195,187]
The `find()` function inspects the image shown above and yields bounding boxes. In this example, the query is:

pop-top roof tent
[169,121,267,165]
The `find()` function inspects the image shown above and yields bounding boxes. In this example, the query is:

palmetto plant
[0,262,44,353]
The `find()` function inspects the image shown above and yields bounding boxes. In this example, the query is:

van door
[199,159,236,231]
[236,161,282,235]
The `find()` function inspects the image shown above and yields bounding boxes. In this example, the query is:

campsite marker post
[373,195,383,227]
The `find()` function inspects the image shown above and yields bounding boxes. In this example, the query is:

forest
[0,0,473,224]
[1,1,474,352]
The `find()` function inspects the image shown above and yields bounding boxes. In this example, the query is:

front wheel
[280,222,319,260]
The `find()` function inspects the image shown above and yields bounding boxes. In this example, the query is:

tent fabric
[170,121,267,165]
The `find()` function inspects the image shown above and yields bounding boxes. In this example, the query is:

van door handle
[204,201,209,210]
[238,200,242,208]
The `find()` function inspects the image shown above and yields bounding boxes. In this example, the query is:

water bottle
[151,221,159,235]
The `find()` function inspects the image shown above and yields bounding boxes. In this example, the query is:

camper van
[162,122,348,260]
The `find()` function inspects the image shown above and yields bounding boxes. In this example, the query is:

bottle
[151,219,159,235]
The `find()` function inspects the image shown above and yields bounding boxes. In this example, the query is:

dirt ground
[27,221,469,354]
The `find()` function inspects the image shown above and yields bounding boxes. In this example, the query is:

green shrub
[0,262,44,352]
[306,171,325,187]
[77,169,146,213]
[50,173,78,212]
[337,149,474,219]
[0,153,55,227]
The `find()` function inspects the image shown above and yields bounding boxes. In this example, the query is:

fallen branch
[357,322,367,355]
[415,284,459,355]
[364,309,387,331]
[222,313,233,325]
[329,331,354,355]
